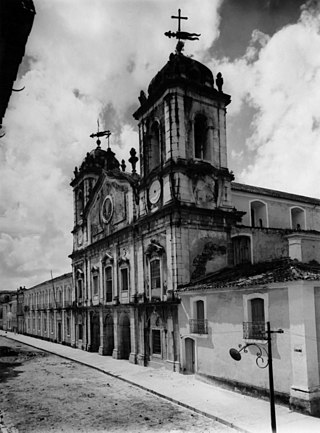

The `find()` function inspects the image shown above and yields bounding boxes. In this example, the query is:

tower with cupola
[134,29,234,218]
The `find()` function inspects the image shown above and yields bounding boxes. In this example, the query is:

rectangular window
[121,268,129,291]
[78,324,83,340]
[44,317,47,332]
[93,274,99,296]
[152,329,161,355]
[150,260,161,289]
[243,298,266,339]
[77,279,83,299]
[66,317,70,335]
[105,267,113,302]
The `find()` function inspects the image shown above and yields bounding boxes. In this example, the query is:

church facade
[69,50,242,370]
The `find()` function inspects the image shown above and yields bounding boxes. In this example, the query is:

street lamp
[229,321,283,433]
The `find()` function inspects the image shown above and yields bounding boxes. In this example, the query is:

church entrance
[103,315,114,355]
[119,314,131,359]
[90,313,100,352]
[185,338,195,374]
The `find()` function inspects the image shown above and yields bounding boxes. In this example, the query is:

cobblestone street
[0,337,233,433]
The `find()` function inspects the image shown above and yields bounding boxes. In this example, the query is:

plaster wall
[179,286,292,395]
[187,229,228,281]
[231,227,288,264]
[302,238,320,263]
[232,191,320,231]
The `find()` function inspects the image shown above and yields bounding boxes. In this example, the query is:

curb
[2,333,249,433]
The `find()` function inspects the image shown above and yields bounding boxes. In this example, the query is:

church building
[69,16,244,370]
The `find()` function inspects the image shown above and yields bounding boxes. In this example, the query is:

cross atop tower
[90,120,111,148]
[165,9,200,53]
[171,8,188,33]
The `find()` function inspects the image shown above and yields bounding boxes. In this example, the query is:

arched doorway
[90,313,100,352]
[104,315,114,355]
[119,314,131,360]
[185,338,195,374]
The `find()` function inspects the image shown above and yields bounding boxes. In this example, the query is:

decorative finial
[164,8,201,53]
[90,119,111,148]
[216,72,223,92]
[138,90,147,105]
[129,148,138,173]
[121,159,126,172]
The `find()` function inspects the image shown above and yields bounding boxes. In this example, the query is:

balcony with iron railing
[189,318,208,335]
[243,321,266,340]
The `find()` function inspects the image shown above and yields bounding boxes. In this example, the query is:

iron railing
[243,322,266,340]
[189,319,208,334]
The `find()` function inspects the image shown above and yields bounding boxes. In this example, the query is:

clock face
[101,195,113,223]
[149,179,161,204]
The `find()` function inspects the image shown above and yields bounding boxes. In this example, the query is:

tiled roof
[177,259,320,292]
[232,182,320,206]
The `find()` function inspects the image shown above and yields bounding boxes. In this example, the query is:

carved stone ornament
[76,268,84,278]
[118,249,130,265]
[91,265,99,273]
[145,240,165,257]
[102,251,114,264]
[101,195,113,224]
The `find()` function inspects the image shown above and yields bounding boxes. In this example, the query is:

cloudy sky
[1,0,320,290]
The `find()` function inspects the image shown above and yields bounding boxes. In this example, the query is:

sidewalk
[1,331,320,433]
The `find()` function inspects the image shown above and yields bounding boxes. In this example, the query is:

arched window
[232,235,251,265]
[290,207,305,230]
[190,299,208,334]
[76,190,83,221]
[194,114,209,161]
[250,200,268,228]
[149,121,161,171]
[196,300,204,321]
[244,297,266,339]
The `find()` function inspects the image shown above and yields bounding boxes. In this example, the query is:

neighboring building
[0,0,36,129]
[176,171,320,416]
[0,290,14,330]
[17,286,26,333]
[24,273,73,345]
[2,292,17,332]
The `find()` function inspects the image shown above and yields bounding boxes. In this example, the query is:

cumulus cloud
[210,0,320,196]
[1,0,222,289]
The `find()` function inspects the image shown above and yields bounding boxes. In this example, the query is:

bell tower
[133,11,234,215]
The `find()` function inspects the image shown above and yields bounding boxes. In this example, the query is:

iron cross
[171,9,188,32]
